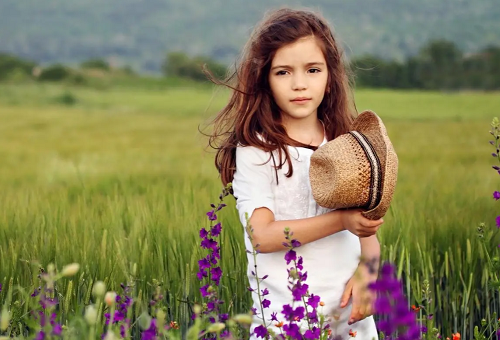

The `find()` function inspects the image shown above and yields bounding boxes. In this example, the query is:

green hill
[1,0,499,73]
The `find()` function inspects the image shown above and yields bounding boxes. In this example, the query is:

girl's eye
[309,68,321,73]
[276,70,288,76]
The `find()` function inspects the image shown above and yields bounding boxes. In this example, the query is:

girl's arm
[359,235,380,274]
[249,208,382,253]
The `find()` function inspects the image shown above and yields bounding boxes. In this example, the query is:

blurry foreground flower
[85,305,97,325]
[105,292,117,306]
[0,307,10,331]
[61,263,80,277]
[93,281,106,298]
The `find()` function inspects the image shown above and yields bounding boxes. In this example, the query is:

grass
[1,81,500,338]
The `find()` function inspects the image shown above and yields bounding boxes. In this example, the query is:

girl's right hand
[340,209,383,237]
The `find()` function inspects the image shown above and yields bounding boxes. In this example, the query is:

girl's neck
[282,115,325,147]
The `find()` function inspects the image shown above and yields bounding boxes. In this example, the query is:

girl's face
[268,35,328,125]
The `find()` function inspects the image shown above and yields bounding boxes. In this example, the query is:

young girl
[209,7,384,340]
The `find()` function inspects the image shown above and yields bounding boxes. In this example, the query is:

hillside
[1,0,499,73]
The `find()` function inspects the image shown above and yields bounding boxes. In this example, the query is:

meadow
[1,79,500,339]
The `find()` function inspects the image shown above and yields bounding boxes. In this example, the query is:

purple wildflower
[284,250,296,264]
[307,294,320,308]
[304,326,320,340]
[262,299,271,308]
[496,216,500,228]
[291,282,308,301]
[494,191,500,200]
[35,331,45,340]
[283,323,302,340]
[211,223,222,237]
[200,284,210,297]
[369,262,421,339]
[254,325,268,338]
[210,266,222,285]
[270,312,278,322]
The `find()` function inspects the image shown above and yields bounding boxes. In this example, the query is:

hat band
[349,131,383,210]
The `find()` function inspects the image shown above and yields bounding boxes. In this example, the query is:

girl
[208,7,384,340]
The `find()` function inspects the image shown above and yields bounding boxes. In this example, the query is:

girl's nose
[291,75,307,90]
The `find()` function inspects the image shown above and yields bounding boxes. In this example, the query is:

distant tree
[0,53,36,81]
[38,64,71,81]
[80,58,110,71]
[161,51,227,81]
[416,39,463,89]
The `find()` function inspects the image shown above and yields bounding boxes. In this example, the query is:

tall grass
[1,83,500,338]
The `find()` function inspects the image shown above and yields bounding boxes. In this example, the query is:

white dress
[232,136,379,340]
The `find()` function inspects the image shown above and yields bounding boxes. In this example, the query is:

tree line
[1,39,499,90]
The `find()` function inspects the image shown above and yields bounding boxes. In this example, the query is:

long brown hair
[206,7,358,186]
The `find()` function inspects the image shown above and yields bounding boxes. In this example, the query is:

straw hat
[309,110,398,220]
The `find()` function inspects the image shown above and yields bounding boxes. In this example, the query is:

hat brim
[352,110,398,220]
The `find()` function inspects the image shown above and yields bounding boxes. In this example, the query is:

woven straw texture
[309,110,398,220]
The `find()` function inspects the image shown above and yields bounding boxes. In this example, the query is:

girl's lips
[291,98,311,104]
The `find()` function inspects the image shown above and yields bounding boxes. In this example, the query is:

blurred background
[1,1,500,339]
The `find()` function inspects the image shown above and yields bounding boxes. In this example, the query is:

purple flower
[198,258,211,270]
[35,331,45,340]
[141,318,157,340]
[211,223,222,237]
[307,309,318,323]
[291,282,308,301]
[197,269,208,281]
[270,312,278,322]
[262,299,271,308]
[261,288,269,296]
[284,250,296,264]
[304,326,320,339]
[201,238,218,251]
[291,240,301,248]
[496,215,500,228]
[52,324,62,336]
[200,284,210,297]
[206,211,217,221]
[254,325,268,338]
[200,228,208,238]
[210,267,222,286]
[494,191,500,200]
[0,283,2,292]
[283,323,302,340]
[307,294,320,308]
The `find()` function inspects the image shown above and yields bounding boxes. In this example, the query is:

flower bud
[207,322,226,333]
[233,314,253,325]
[61,263,80,277]
[193,304,202,315]
[92,281,106,298]
[0,307,10,331]
[103,331,117,340]
[84,305,97,325]
[104,292,117,306]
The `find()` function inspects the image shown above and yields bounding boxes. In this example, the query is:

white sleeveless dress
[232,136,379,340]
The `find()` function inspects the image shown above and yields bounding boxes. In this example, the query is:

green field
[1,81,500,339]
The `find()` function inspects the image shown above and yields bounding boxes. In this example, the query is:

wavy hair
[206,7,358,186]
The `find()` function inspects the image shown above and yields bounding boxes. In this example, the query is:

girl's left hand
[339,266,377,325]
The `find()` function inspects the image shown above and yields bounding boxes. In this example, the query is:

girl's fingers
[340,280,353,308]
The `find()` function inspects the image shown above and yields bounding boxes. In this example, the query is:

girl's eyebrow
[271,62,325,70]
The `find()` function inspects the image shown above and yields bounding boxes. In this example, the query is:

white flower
[61,263,80,277]
[84,305,97,325]
[207,322,226,333]
[0,307,10,331]
[92,281,106,298]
